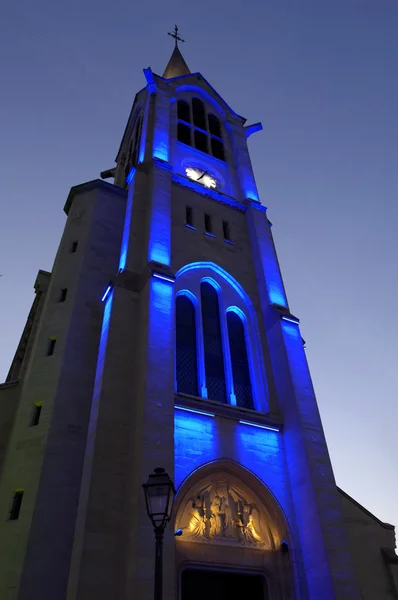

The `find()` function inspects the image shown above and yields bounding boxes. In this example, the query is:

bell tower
[2,32,392,600]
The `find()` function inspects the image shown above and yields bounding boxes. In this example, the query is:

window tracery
[177,98,226,161]
[176,295,198,396]
[175,272,259,411]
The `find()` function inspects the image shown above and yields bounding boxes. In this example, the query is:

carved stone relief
[178,480,270,548]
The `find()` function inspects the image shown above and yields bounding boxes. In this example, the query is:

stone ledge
[64,179,127,215]
[175,393,283,430]
[0,380,19,390]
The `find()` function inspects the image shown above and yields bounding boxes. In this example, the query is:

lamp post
[143,467,176,600]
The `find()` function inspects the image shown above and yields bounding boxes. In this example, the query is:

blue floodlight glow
[101,285,112,303]
[244,122,263,139]
[242,177,259,203]
[148,162,171,265]
[246,206,288,308]
[281,315,300,325]
[138,96,150,163]
[143,67,157,94]
[88,288,114,446]
[152,272,175,284]
[239,420,280,433]
[177,262,246,302]
[174,409,219,487]
[175,405,215,418]
[126,168,135,185]
[152,99,169,162]
[148,244,170,266]
[118,168,136,271]
[269,289,288,308]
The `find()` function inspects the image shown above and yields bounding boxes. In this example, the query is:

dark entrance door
[181,569,267,600]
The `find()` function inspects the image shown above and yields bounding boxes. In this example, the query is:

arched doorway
[174,461,294,600]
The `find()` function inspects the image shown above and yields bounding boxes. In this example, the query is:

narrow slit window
[59,288,68,302]
[71,241,78,253]
[222,221,230,241]
[30,403,42,427]
[204,214,212,234]
[178,123,192,146]
[46,338,56,356]
[9,490,24,520]
[186,206,193,227]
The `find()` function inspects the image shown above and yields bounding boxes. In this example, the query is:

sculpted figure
[237,501,262,546]
[210,493,224,537]
[182,482,264,546]
[188,494,207,538]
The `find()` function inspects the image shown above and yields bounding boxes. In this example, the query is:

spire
[163,25,191,79]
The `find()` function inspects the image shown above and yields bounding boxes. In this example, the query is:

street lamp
[143,467,176,600]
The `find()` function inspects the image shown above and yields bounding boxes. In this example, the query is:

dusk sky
[1,1,397,533]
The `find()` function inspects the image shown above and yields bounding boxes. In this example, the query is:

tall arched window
[227,312,254,410]
[192,98,207,130]
[177,97,226,162]
[201,282,227,403]
[176,295,198,396]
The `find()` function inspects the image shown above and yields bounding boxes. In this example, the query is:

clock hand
[196,170,208,182]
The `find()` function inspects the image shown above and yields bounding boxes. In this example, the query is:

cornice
[64,179,127,215]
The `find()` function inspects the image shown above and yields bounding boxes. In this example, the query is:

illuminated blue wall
[246,203,288,308]
[279,318,357,599]
[119,168,136,271]
[146,275,175,399]
[152,91,170,162]
[148,162,172,266]
[148,276,174,342]
[88,290,113,446]
[174,410,292,518]
[174,410,219,488]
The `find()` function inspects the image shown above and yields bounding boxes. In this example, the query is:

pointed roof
[163,45,191,79]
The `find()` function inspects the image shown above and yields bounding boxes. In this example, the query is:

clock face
[185,167,217,190]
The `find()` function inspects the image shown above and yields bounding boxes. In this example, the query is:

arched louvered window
[178,99,191,123]
[177,122,192,146]
[201,282,227,403]
[208,114,221,137]
[176,295,198,396]
[192,98,207,130]
[227,312,253,410]
[176,97,226,162]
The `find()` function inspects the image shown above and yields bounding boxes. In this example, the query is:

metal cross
[168,25,185,46]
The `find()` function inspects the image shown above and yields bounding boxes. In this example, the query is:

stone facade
[0,49,396,600]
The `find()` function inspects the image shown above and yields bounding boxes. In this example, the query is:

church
[0,33,397,600]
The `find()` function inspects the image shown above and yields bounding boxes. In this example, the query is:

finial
[168,24,185,47]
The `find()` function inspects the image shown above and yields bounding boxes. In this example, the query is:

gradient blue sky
[1,1,397,531]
